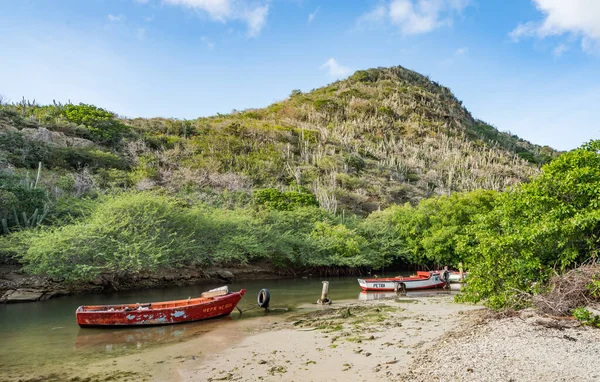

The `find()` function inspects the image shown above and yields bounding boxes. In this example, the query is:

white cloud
[358,5,387,27]
[358,0,471,35]
[163,0,269,37]
[440,46,468,66]
[200,36,215,49]
[164,0,231,21]
[509,21,539,42]
[509,0,600,54]
[320,58,352,79]
[552,43,568,57]
[455,46,468,55]
[245,5,269,37]
[308,6,319,23]
[107,14,125,23]
[136,27,147,40]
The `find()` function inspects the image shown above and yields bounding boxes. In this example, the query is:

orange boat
[76,287,246,327]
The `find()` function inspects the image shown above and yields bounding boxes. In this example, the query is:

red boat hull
[76,290,246,327]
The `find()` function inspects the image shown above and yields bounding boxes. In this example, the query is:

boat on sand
[76,287,246,327]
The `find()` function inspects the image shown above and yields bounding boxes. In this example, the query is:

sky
[0,0,599,151]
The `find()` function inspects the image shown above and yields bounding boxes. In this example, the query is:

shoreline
[4,294,479,382]
[0,263,289,303]
[4,294,598,381]
[0,262,419,304]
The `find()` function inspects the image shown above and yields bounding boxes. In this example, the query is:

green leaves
[253,188,319,211]
[62,103,128,143]
[458,140,600,308]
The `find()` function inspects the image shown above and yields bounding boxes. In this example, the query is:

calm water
[0,275,452,378]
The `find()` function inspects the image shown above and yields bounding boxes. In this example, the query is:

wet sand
[6,293,599,382]
[180,295,481,381]
[3,295,480,381]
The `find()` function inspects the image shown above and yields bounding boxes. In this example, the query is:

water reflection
[74,316,233,351]
[358,291,398,300]
[358,288,458,301]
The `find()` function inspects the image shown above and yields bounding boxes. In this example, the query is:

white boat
[431,270,467,283]
[357,271,446,291]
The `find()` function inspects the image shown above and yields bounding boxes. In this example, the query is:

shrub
[62,103,128,144]
[253,188,319,211]
[458,140,600,309]
[22,192,203,281]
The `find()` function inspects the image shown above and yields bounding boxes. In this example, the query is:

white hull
[357,273,446,291]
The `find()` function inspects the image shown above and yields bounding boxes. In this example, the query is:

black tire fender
[257,288,271,308]
[394,282,406,294]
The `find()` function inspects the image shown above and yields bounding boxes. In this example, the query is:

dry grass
[533,264,600,316]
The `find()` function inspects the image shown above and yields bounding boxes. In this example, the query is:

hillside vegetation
[1,66,555,216]
[5,66,596,314]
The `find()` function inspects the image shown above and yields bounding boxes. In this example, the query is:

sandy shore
[9,295,600,382]
[179,295,481,381]
[402,309,600,382]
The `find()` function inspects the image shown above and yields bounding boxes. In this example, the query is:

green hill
[1,66,557,216]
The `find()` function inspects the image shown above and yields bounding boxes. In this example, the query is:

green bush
[572,307,600,327]
[253,188,319,211]
[23,193,203,281]
[0,132,54,169]
[458,140,600,309]
[62,103,128,144]
[0,171,49,234]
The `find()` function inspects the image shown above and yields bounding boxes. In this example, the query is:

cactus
[2,203,49,234]
[1,217,8,235]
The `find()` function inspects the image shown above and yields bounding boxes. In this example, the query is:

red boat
[76,287,246,327]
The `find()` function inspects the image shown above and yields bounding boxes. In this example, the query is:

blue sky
[1,0,599,151]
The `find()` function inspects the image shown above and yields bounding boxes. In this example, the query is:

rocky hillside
[0,66,557,214]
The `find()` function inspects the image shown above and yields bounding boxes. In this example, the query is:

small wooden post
[317,281,331,304]
[458,262,464,282]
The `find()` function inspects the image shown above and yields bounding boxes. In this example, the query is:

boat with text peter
[357,271,446,291]
[76,287,246,327]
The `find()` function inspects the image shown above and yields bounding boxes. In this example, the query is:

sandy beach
[179,295,481,381]
[7,294,600,382]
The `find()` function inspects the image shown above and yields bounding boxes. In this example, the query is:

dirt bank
[0,263,284,303]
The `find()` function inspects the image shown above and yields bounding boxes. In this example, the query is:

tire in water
[257,288,271,308]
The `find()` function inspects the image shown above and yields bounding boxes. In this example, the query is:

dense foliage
[1,66,556,216]
[457,140,600,308]
[3,66,593,313]
[16,192,366,281]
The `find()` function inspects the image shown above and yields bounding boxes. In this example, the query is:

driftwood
[533,264,600,316]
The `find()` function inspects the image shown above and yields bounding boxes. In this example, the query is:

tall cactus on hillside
[1,162,50,235]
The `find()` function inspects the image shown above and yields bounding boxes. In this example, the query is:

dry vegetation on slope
[119,66,556,214]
